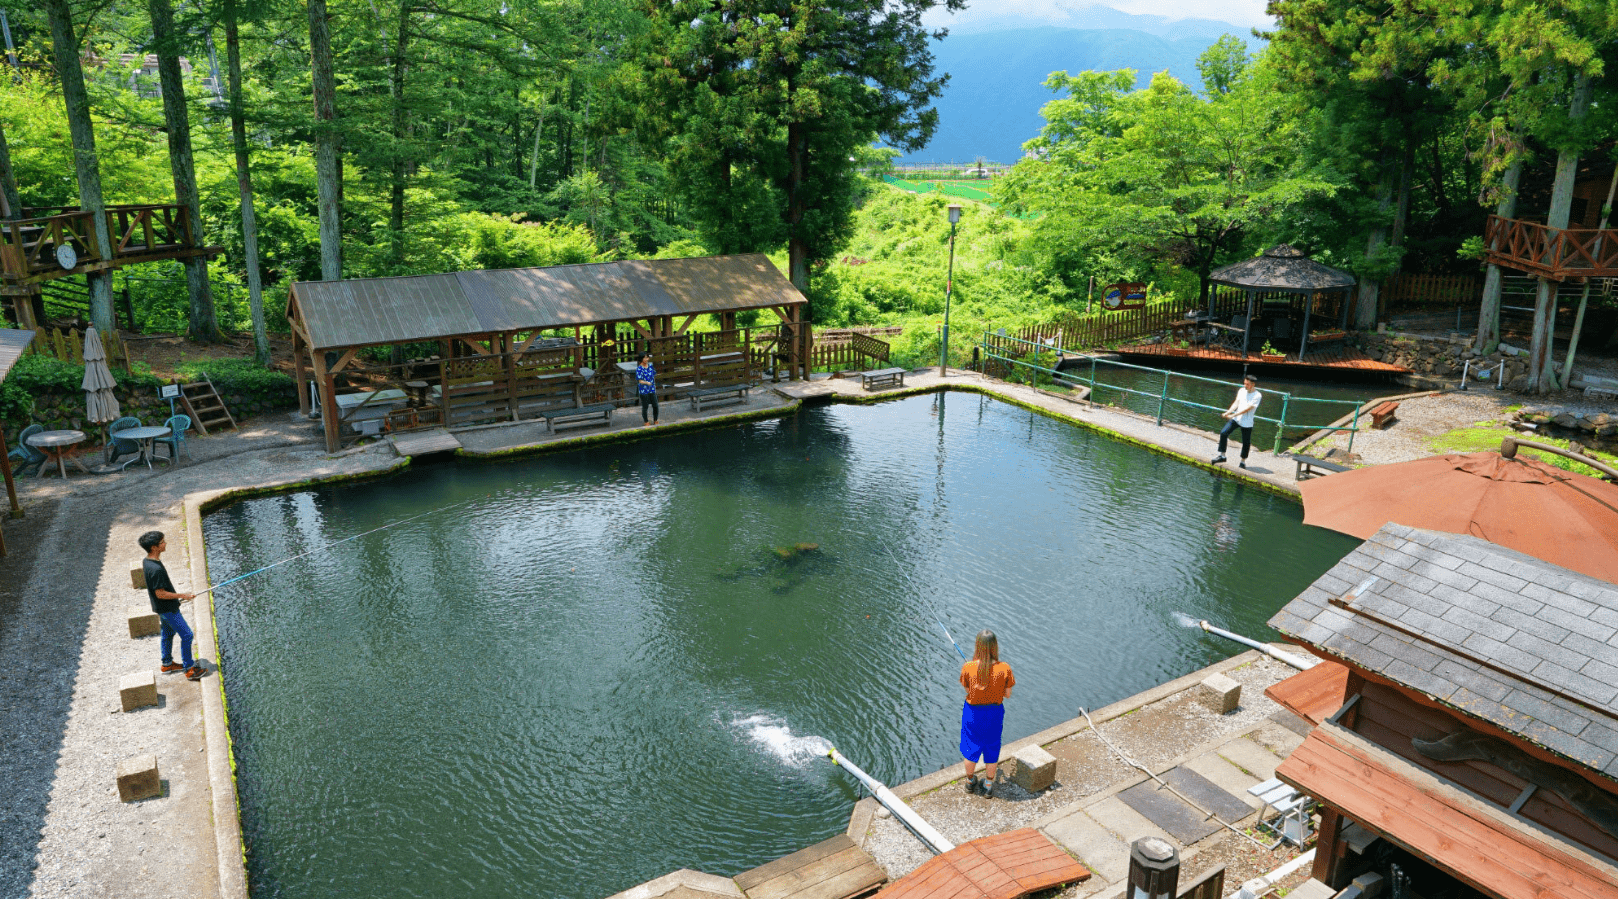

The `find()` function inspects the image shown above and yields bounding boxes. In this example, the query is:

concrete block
[128,608,159,638]
[116,755,161,802]
[130,567,146,590]
[119,671,158,712]
[1011,744,1058,793]
[1197,673,1241,714]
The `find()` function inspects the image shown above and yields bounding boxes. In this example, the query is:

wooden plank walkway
[877,829,1090,899]
[389,428,462,457]
[1117,344,1409,373]
[735,835,887,899]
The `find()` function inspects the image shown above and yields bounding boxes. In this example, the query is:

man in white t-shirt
[1213,374,1262,469]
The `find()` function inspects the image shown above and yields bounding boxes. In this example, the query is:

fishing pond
[203,393,1360,899]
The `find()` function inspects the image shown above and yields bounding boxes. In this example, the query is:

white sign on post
[160,384,181,399]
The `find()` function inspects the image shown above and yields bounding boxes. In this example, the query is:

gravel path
[1315,391,1523,465]
[0,414,398,899]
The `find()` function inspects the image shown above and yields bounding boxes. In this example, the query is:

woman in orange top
[959,630,1014,796]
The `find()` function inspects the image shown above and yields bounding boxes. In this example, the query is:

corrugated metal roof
[0,329,35,380]
[291,254,804,350]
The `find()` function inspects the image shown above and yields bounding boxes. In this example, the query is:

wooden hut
[1266,523,1618,898]
[1207,245,1356,360]
[285,254,810,452]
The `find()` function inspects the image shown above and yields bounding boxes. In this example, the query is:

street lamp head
[947,204,962,225]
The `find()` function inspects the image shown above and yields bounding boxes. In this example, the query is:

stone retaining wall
[20,384,296,434]
[1349,332,1544,389]
[1515,406,1618,437]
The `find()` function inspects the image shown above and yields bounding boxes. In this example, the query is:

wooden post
[292,325,310,417]
[310,347,340,453]
[439,341,449,427]
[1311,806,1347,887]
[1298,290,1314,360]
[0,425,20,519]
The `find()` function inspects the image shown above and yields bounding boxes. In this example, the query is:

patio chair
[104,416,143,465]
[8,423,45,476]
[154,414,192,463]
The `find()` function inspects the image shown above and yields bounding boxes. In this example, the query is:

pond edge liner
[177,380,1305,899]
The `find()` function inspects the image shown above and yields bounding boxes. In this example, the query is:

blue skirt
[959,701,1005,763]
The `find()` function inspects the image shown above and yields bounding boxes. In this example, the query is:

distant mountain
[899,23,1259,165]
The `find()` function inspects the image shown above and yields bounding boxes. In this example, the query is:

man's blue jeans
[159,611,195,668]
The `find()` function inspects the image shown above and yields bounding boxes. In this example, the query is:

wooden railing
[1485,214,1618,279]
[0,203,200,283]
[27,326,130,369]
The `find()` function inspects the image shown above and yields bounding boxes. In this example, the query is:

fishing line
[185,493,492,600]
[882,544,966,662]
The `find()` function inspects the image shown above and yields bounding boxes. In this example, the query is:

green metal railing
[978,332,1364,453]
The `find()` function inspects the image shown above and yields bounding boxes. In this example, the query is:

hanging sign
[1101,282,1148,310]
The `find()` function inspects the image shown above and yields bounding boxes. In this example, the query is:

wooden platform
[735,835,887,899]
[389,428,462,457]
[877,829,1090,899]
[1116,344,1408,374]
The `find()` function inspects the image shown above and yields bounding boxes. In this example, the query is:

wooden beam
[673,314,698,336]
[310,347,340,453]
[292,326,311,417]
[328,347,360,374]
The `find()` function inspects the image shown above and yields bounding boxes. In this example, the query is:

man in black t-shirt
[139,530,205,680]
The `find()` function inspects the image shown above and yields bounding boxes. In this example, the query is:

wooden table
[28,429,91,478]
[110,425,176,470]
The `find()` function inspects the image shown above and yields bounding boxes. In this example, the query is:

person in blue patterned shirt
[636,353,659,426]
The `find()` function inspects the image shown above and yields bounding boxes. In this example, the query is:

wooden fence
[809,332,891,370]
[27,326,131,369]
[1382,273,1481,310]
[990,299,1199,351]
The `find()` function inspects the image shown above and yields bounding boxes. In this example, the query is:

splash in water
[1171,611,1203,629]
[733,714,833,768]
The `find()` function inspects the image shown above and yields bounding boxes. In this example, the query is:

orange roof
[878,828,1090,899]
[1278,726,1618,899]
[1264,660,1350,726]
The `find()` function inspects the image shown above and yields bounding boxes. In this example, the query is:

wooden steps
[178,376,237,434]
[877,829,1090,899]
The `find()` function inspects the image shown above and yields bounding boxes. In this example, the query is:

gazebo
[285,254,810,452]
[1207,245,1356,360]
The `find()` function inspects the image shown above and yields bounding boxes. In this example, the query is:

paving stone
[1180,753,1263,810]
[1084,795,1177,848]
[1215,736,1281,781]
[1043,810,1132,884]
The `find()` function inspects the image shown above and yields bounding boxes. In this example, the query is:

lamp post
[939,203,961,377]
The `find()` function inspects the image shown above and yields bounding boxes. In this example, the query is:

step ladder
[179,376,237,435]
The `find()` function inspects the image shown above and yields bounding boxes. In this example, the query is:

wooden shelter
[286,254,811,452]
[1267,523,1618,898]
[1207,245,1356,360]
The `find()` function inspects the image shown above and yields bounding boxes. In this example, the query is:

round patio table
[111,425,177,470]
[27,429,91,479]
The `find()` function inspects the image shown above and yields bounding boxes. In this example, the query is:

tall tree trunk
[44,0,116,333]
[0,121,21,218]
[1559,161,1618,389]
[148,0,220,342]
[387,1,411,268]
[786,119,809,295]
[1353,170,1394,330]
[527,94,546,189]
[308,0,342,280]
[225,0,269,363]
[1475,156,1521,353]
[1529,73,1593,393]
[1379,140,1415,321]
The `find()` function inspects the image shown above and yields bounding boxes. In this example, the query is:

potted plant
[1164,339,1190,356]
[1260,341,1286,362]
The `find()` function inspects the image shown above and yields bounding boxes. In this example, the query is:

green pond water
[203,394,1360,899]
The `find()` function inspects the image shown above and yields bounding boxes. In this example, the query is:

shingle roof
[1270,523,1618,779]
[0,329,35,380]
[289,254,805,351]
[1210,244,1356,291]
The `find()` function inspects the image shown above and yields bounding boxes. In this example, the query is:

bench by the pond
[1292,454,1353,480]
[1368,400,1400,429]
[538,403,614,433]
[689,384,750,412]
[861,367,906,391]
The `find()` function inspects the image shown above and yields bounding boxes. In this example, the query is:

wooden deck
[877,829,1090,899]
[1114,343,1409,374]
[734,835,887,899]
[388,428,462,457]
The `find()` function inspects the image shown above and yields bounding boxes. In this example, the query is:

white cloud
[925,0,1275,33]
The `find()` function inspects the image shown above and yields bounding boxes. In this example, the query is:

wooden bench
[861,367,907,391]
[688,384,749,412]
[537,403,613,433]
[1291,454,1353,480]
[1368,400,1400,429]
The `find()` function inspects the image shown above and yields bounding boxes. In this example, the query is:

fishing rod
[177,495,486,600]
[882,544,966,661]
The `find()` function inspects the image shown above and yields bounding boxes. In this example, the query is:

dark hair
[637,352,650,364]
[138,531,164,551]
[1243,374,1258,385]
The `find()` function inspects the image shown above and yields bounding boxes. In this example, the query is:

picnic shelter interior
[1192,245,1357,361]
[285,254,811,452]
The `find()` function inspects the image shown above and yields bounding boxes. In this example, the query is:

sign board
[1101,282,1148,310]
[161,384,181,399]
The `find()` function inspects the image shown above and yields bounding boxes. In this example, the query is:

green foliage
[0,355,164,426]
[173,358,294,397]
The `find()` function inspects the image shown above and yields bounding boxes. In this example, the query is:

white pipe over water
[826,747,955,855]
[1196,620,1317,671]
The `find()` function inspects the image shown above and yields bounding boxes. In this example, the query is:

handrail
[1501,437,1618,481]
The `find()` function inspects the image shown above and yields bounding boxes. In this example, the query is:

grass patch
[1428,423,1617,478]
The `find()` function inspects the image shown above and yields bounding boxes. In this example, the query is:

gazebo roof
[1210,244,1355,291]
[0,329,35,380]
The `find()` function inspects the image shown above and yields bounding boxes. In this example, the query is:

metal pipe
[1501,437,1618,481]
[826,747,955,854]
[1232,849,1317,899]
[1196,620,1317,670]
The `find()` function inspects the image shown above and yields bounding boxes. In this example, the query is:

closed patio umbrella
[1300,450,1618,584]
[82,325,120,439]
